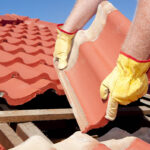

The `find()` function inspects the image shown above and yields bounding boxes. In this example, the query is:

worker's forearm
[122,0,150,60]
[62,0,107,33]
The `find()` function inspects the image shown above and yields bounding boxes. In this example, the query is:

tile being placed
[0,14,64,106]
[55,1,133,132]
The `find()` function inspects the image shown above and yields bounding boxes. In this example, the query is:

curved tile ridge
[0,78,63,106]
[1,14,57,36]
[67,1,116,70]
[0,50,53,66]
[55,1,131,132]
[6,63,59,83]
[0,42,54,55]
[0,78,54,105]
[10,131,150,150]
[53,131,110,150]
[0,36,54,48]
[0,14,23,26]
[0,14,64,105]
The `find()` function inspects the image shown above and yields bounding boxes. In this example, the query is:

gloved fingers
[105,96,118,121]
[100,82,109,100]
[58,58,68,70]
[100,69,115,100]
[53,51,68,69]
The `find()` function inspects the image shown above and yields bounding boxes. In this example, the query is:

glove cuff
[120,51,150,63]
[118,51,150,77]
[57,24,77,35]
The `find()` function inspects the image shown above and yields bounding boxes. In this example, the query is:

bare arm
[62,0,107,32]
[122,0,150,60]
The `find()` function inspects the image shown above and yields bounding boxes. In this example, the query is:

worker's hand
[100,52,150,121]
[53,24,76,69]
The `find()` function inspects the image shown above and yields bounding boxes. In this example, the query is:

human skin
[122,0,150,60]
[62,0,107,33]
[62,0,150,60]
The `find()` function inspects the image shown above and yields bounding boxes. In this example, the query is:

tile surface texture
[0,14,64,105]
[10,131,150,150]
[55,1,150,132]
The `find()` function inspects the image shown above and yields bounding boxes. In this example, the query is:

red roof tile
[126,138,150,150]
[93,144,110,150]
[55,1,149,132]
[0,14,64,105]
[0,144,5,150]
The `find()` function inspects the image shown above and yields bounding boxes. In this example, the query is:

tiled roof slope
[0,14,64,105]
[55,1,150,132]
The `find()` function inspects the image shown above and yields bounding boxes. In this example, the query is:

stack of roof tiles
[10,132,150,150]
[0,14,64,106]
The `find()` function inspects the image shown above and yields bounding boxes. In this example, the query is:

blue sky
[1,0,137,28]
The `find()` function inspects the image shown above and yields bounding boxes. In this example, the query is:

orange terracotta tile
[0,31,10,37]
[126,138,150,150]
[0,14,64,105]
[5,14,29,21]
[101,137,150,150]
[0,50,54,66]
[0,42,54,55]
[55,1,133,132]
[0,64,15,83]
[53,131,111,150]
[93,144,110,150]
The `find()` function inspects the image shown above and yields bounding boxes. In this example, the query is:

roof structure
[54,1,150,132]
[0,14,64,106]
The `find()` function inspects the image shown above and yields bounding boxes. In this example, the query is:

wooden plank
[140,99,150,106]
[118,106,150,116]
[16,122,53,144]
[144,115,150,121]
[143,94,150,99]
[0,108,74,123]
[0,123,23,149]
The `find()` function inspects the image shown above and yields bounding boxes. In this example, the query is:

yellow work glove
[53,24,76,69]
[100,52,150,121]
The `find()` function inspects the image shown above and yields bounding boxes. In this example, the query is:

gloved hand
[53,24,76,69]
[100,52,150,121]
